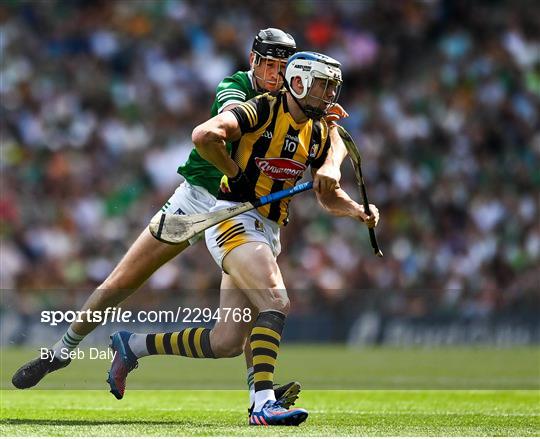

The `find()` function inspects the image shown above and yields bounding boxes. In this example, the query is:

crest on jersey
[309,143,320,158]
[254,219,265,233]
[255,157,307,180]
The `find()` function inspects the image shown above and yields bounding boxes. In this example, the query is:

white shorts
[205,200,281,270]
[159,181,217,245]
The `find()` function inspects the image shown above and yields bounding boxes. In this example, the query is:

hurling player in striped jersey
[107,51,377,426]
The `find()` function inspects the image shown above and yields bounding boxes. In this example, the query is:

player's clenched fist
[324,103,349,127]
[358,203,379,228]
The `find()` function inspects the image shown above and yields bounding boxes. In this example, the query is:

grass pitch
[1,346,539,436]
[1,390,538,436]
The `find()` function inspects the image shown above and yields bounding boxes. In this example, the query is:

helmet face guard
[285,52,343,120]
[302,76,342,120]
[252,57,288,91]
[251,28,296,92]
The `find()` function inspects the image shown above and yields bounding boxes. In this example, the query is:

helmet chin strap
[280,72,327,120]
[280,72,310,119]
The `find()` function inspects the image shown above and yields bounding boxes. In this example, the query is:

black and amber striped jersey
[221,91,331,225]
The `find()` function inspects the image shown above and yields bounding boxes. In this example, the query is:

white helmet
[285,51,342,119]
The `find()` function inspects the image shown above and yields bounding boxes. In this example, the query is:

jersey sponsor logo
[255,157,307,181]
[262,130,273,139]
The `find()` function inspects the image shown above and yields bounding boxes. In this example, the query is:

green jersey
[177,71,258,195]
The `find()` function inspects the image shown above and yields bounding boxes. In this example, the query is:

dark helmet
[252,28,296,61]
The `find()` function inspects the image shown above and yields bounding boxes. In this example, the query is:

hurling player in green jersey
[179,30,295,195]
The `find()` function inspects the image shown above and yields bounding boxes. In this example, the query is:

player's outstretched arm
[314,182,379,229]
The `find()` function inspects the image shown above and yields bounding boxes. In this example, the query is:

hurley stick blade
[149,211,215,244]
[148,202,253,244]
[149,181,314,245]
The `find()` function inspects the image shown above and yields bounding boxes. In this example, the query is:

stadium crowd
[1,0,539,328]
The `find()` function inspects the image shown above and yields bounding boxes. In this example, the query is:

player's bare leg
[217,275,301,414]
[222,242,308,426]
[12,228,188,389]
[73,229,189,336]
[209,277,256,358]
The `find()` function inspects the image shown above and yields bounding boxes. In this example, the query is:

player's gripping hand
[220,169,256,203]
[358,203,379,228]
[324,103,349,127]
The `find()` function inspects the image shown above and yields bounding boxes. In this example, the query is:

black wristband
[229,167,243,184]
[224,169,256,203]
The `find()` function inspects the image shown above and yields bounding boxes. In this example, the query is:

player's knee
[272,297,290,315]
[261,290,290,315]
